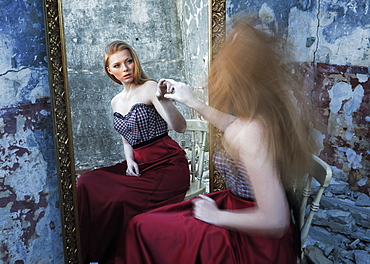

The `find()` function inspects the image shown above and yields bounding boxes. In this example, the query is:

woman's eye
[113,64,120,68]
[127,59,133,64]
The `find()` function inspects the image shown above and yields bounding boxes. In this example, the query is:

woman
[77,40,190,264]
[123,17,316,264]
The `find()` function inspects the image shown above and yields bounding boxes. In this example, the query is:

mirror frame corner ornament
[43,0,226,262]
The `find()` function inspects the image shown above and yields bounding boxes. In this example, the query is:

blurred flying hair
[208,15,318,191]
[104,40,154,85]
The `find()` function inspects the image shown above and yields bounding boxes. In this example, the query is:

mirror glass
[43,0,226,261]
[61,0,210,174]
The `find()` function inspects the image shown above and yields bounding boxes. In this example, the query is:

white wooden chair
[299,154,332,261]
[170,119,208,200]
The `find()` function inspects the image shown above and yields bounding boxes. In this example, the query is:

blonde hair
[104,40,154,85]
[209,17,317,190]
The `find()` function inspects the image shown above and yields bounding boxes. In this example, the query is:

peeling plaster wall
[177,0,210,116]
[227,0,370,192]
[0,0,64,263]
[314,64,369,192]
[63,0,208,171]
[2,0,367,260]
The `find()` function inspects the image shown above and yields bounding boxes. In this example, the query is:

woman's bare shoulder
[139,80,156,94]
[144,80,158,88]
[225,118,263,137]
[110,91,124,110]
[224,118,265,153]
[141,80,159,101]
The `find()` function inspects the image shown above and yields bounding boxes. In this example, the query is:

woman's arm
[193,119,290,238]
[160,79,290,236]
[122,136,141,176]
[162,79,236,132]
[149,80,186,133]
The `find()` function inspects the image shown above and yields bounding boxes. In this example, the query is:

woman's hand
[192,195,220,225]
[157,79,196,106]
[126,161,141,177]
[156,79,174,100]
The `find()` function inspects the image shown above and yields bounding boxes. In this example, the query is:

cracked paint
[328,82,365,140]
[337,147,363,169]
[314,63,369,193]
[1,0,64,262]
[0,99,64,263]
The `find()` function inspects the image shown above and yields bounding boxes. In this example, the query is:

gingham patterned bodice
[213,147,255,200]
[114,103,168,147]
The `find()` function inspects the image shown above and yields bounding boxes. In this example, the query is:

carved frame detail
[42,0,226,262]
[209,0,226,192]
[42,0,81,263]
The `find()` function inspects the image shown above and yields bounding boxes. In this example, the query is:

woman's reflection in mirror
[77,40,190,264]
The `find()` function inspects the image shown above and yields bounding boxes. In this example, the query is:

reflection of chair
[299,155,332,260]
[171,119,208,200]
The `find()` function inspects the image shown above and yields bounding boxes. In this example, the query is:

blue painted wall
[0,0,64,263]
[227,0,315,26]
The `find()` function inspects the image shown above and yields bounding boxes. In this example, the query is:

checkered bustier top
[213,147,255,200]
[114,103,168,148]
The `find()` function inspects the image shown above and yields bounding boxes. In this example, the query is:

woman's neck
[122,82,136,91]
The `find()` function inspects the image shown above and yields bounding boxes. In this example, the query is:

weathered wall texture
[227,0,370,193]
[0,0,64,263]
[2,0,367,262]
[62,0,208,171]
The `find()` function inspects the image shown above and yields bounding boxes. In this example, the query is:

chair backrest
[181,120,208,188]
[300,155,332,246]
[169,119,208,199]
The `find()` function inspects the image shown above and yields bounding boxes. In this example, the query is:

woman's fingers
[198,194,214,202]
[126,164,141,177]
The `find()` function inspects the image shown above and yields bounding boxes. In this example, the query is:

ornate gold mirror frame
[42,0,226,262]
[42,0,81,263]
[209,0,226,193]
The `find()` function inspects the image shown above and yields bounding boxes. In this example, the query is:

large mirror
[62,0,209,175]
[42,0,226,262]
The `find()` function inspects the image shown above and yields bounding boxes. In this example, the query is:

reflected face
[106,49,135,85]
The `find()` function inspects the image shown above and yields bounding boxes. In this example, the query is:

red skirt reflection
[77,136,190,264]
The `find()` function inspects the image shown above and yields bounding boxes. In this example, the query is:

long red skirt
[123,190,297,264]
[77,136,190,264]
